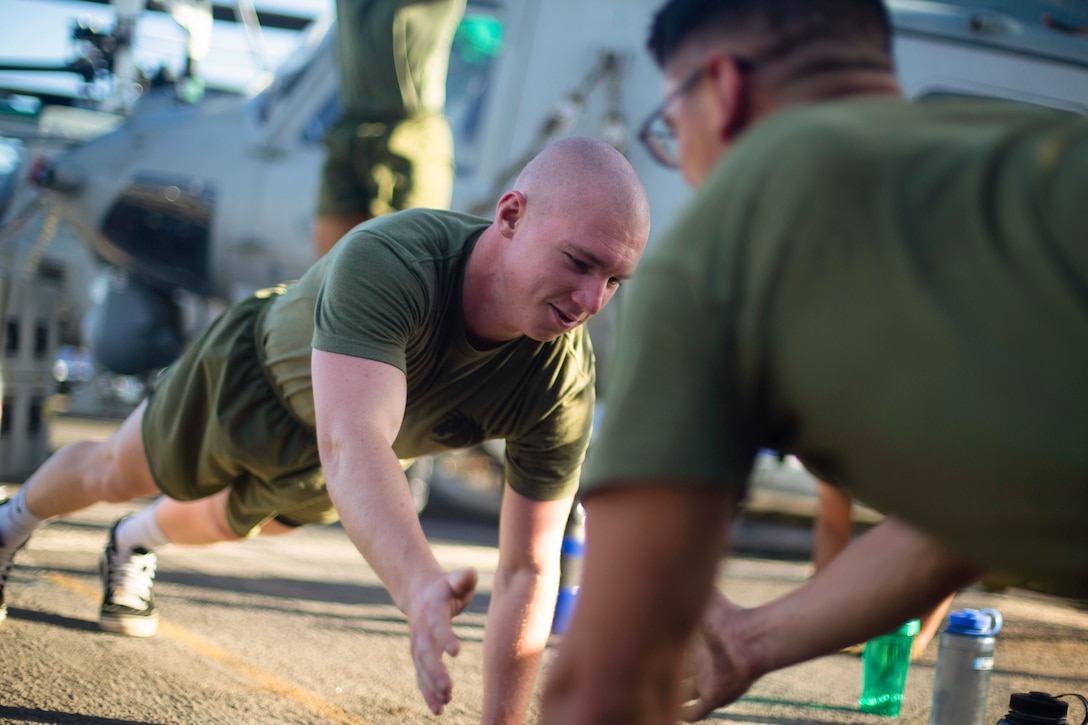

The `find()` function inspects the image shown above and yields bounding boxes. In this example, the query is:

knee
[192,494,246,542]
[209,511,245,542]
[260,517,303,536]
[205,491,251,542]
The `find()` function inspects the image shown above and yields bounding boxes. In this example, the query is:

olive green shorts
[317,112,455,218]
[141,293,338,537]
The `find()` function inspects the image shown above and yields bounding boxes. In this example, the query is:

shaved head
[464,136,651,344]
[513,137,651,238]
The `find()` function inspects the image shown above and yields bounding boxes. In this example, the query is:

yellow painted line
[45,572,372,725]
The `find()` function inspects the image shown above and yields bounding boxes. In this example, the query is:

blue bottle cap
[947,608,1003,636]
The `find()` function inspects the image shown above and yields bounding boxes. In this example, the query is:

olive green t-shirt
[585,97,1088,596]
[259,208,596,501]
[335,0,466,119]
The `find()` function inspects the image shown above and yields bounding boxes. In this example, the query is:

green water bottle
[860,618,920,717]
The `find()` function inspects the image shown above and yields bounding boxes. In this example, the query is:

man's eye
[566,254,589,271]
[608,278,623,288]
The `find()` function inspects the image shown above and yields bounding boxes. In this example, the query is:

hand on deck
[409,567,479,714]
[678,589,756,722]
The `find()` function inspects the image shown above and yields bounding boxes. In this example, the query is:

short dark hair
[647,0,893,68]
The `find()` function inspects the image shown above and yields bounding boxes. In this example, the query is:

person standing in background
[313,0,466,258]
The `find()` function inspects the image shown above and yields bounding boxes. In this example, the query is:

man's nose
[572,278,609,317]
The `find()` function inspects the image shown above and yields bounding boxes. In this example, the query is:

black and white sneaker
[99,518,159,637]
[0,500,31,626]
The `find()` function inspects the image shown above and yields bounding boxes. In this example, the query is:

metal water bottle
[928,607,1002,725]
[551,500,585,634]
[997,691,1088,725]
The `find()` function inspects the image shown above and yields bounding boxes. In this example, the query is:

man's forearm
[325,439,476,715]
[481,564,560,725]
[541,485,737,725]
[324,438,443,612]
[312,352,468,714]
[735,516,984,679]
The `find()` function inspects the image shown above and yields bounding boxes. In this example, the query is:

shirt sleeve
[313,230,427,373]
[581,253,757,498]
[504,377,595,502]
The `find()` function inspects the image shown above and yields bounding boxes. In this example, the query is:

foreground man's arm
[481,487,573,724]
[313,349,477,715]
[541,481,985,725]
[541,485,736,725]
[677,515,983,722]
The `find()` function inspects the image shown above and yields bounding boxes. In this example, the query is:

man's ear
[495,190,526,238]
[705,52,751,141]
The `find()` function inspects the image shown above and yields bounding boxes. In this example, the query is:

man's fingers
[441,568,476,656]
[407,568,477,714]
[446,568,478,605]
[679,696,714,723]
[677,674,698,707]
[433,613,460,657]
[420,676,450,715]
[423,673,452,715]
[428,594,462,658]
[414,636,452,713]
[416,668,441,713]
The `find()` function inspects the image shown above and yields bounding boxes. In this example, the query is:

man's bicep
[577,485,737,648]
[495,484,574,571]
[312,348,407,446]
[587,265,755,492]
[313,234,425,368]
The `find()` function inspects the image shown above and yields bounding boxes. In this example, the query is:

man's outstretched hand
[408,567,479,714]
[678,589,756,722]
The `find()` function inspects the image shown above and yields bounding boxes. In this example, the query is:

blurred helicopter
[2,0,656,382]
[0,0,326,378]
[4,0,1088,379]
[0,0,1086,508]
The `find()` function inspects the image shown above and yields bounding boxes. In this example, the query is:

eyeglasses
[637,57,754,169]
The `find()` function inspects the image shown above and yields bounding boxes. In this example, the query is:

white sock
[114,506,170,554]
[0,486,44,550]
